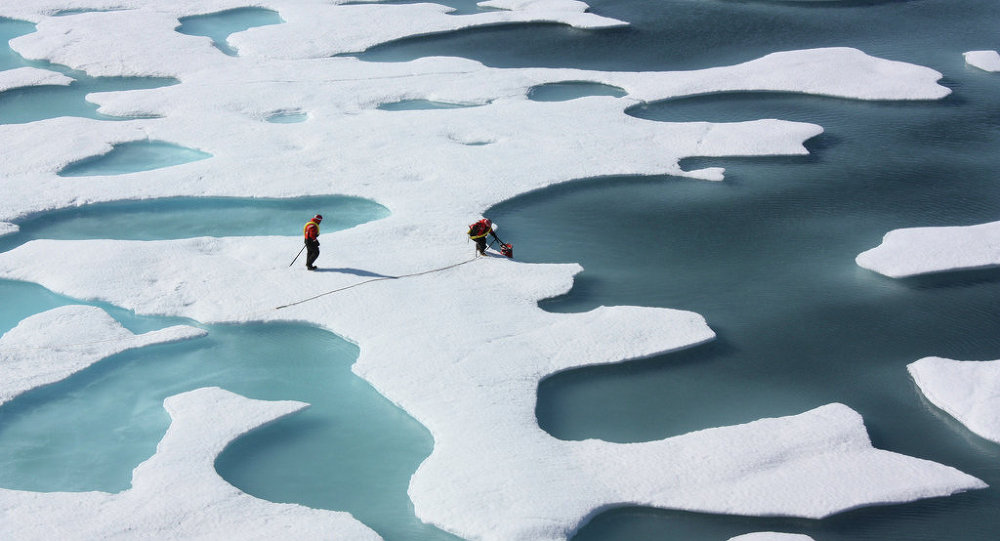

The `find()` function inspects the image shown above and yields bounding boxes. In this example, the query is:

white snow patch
[856,220,1000,278]
[0,305,205,406]
[0,386,382,541]
[964,50,1000,72]
[729,533,814,541]
[0,66,74,93]
[909,356,1000,445]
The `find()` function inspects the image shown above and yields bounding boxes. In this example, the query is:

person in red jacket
[467,218,512,257]
[303,214,322,270]
[467,218,495,256]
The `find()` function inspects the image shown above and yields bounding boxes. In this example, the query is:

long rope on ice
[274,255,479,310]
[2,257,482,351]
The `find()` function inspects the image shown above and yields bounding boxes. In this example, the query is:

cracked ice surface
[909,357,1000,445]
[856,220,1000,278]
[0,386,383,541]
[0,305,205,406]
[0,0,986,539]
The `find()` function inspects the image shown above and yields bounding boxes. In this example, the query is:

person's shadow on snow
[314,267,397,279]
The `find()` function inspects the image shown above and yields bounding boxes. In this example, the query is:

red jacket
[468,219,491,239]
[303,220,320,240]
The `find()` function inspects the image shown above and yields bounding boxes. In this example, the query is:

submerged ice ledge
[0,305,204,406]
[0,386,382,541]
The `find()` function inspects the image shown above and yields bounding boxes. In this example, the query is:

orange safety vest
[468,219,491,240]
[303,220,320,240]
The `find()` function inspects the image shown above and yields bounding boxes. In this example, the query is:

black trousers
[305,239,320,267]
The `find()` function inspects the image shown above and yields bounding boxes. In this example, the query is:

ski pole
[289,244,306,267]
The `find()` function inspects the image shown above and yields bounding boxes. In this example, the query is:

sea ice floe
[0,386,382,541]
[0,1,982,539]
[909,356,1000,445]
[0,233,986,540]
[964,50,1000,72]
[0,66,72,93]
[856,220,1000,278]
[0,47,947,224]
[729,533,814,541]
[226,0,626,59]
[0,304,205,406]
[4,0,624,73]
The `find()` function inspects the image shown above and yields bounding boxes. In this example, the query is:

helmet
[482,218,491,228]
[313,214,323,223]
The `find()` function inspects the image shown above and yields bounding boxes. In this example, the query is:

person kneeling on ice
[467,218,512,258]
[303,214,322,270]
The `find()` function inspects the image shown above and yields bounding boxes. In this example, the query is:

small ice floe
[729,533,814,541]
[964,50,1000,72]
[909,356,1000,445]
[856,220,1000,278]
[0,66,73,93]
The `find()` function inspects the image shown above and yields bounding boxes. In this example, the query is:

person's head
[313,214,323,223]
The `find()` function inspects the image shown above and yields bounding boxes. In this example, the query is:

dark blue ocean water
[483,1,1000,539]
[3,2,1000,540]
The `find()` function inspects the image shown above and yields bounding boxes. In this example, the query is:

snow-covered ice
[0,0,987,539]
[856,220,1000,278]
[965,50,1000,72]
[0,221,17,237]
[0,304,205,406]
[0,66,72,93]
[909,357,1000,445]
[0,46,947,225]
[729,533,815,541]
[0,232,985,539]
[0,386,383,541]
